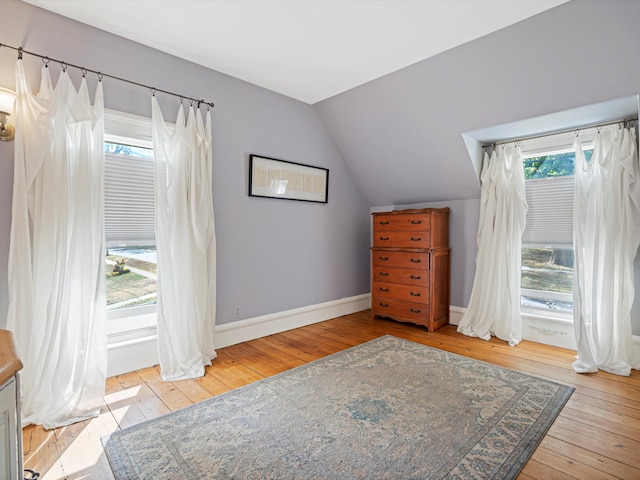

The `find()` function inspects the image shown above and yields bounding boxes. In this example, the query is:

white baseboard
[214,293,371,349]
[105,300,640,377]
[107,293,372,377]
[448,305,465,326]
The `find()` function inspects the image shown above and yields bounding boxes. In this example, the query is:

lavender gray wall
[315,0,640,334]
[0,0,371,329]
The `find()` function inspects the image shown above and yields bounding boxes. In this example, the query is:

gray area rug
[103,335,573,479]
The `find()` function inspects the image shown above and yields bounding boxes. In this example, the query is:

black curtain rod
[485,117,637,149]
[0,42,215,109]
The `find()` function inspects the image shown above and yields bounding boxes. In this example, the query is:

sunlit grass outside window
[106,247,157,310]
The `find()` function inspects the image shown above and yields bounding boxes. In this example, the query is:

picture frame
[249,154,329,203]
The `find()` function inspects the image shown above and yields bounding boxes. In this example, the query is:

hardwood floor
[21,310,640,479]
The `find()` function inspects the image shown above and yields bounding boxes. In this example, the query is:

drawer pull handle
[379,221,390,225]
[379,287,389,292]
[410,292,421,297]
[410,258,421,263]
[379,302,389,307]
[410,220,422,224]
[410,308,421,313]
[379,272,389,276]
[410,275,421,280]
[410,237,422,241]
[379,256,389,261]
[379,236,390,241]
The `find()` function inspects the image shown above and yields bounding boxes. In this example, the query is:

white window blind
[105,152,155,247]
[522,175,574,246]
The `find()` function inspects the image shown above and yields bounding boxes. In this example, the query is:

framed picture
[249,154,329,203]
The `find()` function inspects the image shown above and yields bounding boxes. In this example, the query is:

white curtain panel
[573,127,640,375]
[152,97,217,381]
[457,145,528,346]
[7,61,107,429]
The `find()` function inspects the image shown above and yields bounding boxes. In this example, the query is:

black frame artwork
[249,154,329,203]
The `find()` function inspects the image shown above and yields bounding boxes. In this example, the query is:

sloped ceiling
[23,0,566,104]
[314,0,640,206]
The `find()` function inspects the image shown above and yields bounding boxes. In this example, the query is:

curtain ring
[61,62,68,72]
[97,72,104,82]
[18,47,23,60]
[42,57,50,68]
[150,87,157,96]
[81,68,87,78]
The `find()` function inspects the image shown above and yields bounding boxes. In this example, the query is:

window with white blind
[103,110,157,327]
[519,127,599,317]
[104,141,157,315]
[105,144,155,248]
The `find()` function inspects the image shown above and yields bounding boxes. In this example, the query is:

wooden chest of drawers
[371,208,450,332]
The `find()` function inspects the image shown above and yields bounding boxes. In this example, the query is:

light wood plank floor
[22,310,640,479]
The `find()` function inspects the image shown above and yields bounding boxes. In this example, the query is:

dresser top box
[371,207,450,217]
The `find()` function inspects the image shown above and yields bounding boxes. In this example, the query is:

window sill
[521,309,573,325]
[107,309,156,336]
[107,325,157,348]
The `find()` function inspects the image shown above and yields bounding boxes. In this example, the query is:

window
[103,109,157,333]
[519,128,597,317]
[104,141,156,313]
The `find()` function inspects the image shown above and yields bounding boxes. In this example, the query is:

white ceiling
[24,0,567,104]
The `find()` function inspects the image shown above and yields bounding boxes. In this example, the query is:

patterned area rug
[103,335,573,479]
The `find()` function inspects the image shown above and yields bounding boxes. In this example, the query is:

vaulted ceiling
[23,0,566,104]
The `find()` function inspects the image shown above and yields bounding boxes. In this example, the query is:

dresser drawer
[372,266,428,286]
[373,282,429,304]
[373,230,431,249]
[372,299,430,324]
[373,213,430,232]
[372,250,430,269]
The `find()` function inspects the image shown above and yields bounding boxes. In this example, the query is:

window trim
[104,109,153,146]
[517,125,620,321]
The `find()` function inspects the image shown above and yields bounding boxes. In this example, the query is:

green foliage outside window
[522,150,592,180]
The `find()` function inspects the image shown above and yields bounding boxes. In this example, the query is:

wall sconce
[0,87,16,142]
